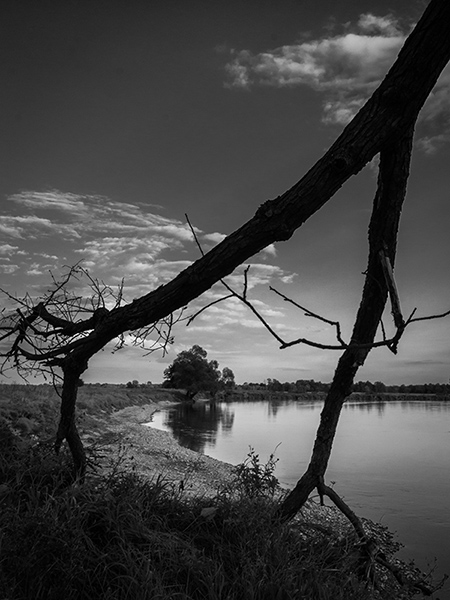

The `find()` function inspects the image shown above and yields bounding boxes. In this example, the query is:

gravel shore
[86,401,236,498]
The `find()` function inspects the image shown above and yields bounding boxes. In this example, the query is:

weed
[232,445,280,498]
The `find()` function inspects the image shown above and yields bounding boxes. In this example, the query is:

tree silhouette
[163,345,225,400]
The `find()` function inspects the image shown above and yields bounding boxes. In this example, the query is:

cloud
[9,190,89,216]
[225,12,450,151]
[0,264,20,274]
[181,263,297,337]
[415,65,450,153]
[0,222,23,238]
[6,190,195,242]
[416,133,450,155]
[0,244,18,256]
[1,190,297,321]
[221,262,295,290]
[225,13,406,125]
[260,244,277,258]
[0,213,82,240]
[202,232,227,244]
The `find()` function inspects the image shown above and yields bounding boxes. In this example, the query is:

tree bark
[278,127,415,520]
[54,358,88,478]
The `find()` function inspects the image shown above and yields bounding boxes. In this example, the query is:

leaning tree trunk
[278,127,414,520]
[54,357,88,478]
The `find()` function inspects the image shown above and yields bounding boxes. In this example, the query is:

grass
[0,423,412,600]
[0,383,177,438]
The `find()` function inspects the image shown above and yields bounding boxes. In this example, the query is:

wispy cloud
[0,214,80,240]
[1,190,295,304]
[9,191,89,216]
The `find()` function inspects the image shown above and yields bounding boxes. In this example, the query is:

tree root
[316,478,447,597]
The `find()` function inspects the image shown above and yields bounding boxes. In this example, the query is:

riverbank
[87,401,405,542]
[0,384,439,598]
[84,401,238,498]
[85,402,360,534]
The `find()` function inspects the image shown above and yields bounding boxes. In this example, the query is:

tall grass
[0,424,408,600]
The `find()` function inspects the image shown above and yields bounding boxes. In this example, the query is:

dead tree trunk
[54,357,88,478]
[278,127,414,520]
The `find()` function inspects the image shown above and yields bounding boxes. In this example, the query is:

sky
[1,0,450,386]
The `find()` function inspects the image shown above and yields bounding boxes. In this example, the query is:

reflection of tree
[374,402,386,416]
[267,398,292,418]
[346,401,386,416]
[220,408,235,433]
[163,401,235,453]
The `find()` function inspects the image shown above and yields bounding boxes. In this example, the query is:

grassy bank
[0,384,432,599]
[0,383,178,438]
[0,433,411,600]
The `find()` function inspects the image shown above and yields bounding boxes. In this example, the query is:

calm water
[148,399,450,584]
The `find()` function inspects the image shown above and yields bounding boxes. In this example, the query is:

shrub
[233,445,280,498]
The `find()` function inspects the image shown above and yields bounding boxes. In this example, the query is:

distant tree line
[239,379,450,395]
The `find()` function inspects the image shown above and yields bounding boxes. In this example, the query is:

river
[147,398,450,588]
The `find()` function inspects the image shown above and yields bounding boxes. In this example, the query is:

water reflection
[345,401,387,416]
[154,398,450,454]
[161,400,235,453]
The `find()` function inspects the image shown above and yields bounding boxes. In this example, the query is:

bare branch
[379,248,405,330]
[186,294,235,326]
[185,213,205,257]
[409,307,450,323]
[269,286,346,346]
[184,217,449,355]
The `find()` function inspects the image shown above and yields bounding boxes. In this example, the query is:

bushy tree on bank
[162,345,235,400]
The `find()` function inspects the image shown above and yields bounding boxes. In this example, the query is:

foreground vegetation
[0,384,439,599]
[0,433,416,600]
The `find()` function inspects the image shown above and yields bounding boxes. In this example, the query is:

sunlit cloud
[0,264,20,274]
[202,232,226,244]
[225,13,406,125]
[261,244,277,257]
[26,267,45,276]
[10,190,89,216]
[225,13,450,151]
[0,214,81,240]
[222,263,295,290]
[0,223,23,238]
[0,244,18,256]
[7,190,195,241]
